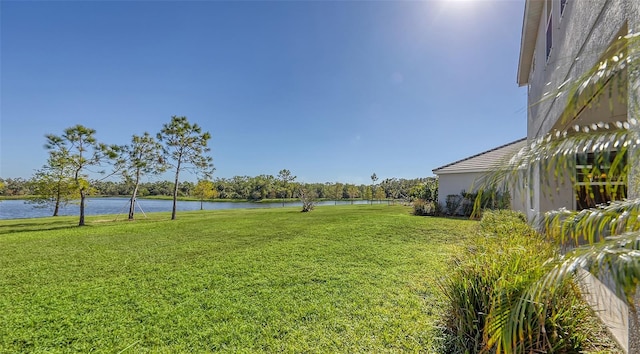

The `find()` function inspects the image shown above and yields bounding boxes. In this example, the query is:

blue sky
[1,0,526,184]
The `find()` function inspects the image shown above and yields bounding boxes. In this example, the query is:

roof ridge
[432,138,526,173]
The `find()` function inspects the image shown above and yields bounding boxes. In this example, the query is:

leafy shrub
[465,189,511,218]
[413,199,440,216]
[445,194,461,215]
[439,210,600,353]
[410,179,439,202]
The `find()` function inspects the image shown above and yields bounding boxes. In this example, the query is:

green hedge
[438,210,611,353]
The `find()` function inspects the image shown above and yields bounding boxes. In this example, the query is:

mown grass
[0,205,475,353]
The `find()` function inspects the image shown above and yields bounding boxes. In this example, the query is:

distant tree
[193,180,218,210]
[116,132,167,220]
[0,177,29,196]
[28,149,78,216]
[45,125,119,226]
[298,184,316,212]
[157,116,214,220]
[315,183,330,199]
[333,182,343,205]
[381,178,401,204]
[277,169,296,206]
[374,186,386,203]
[230,175,251,199]
[143,180,174,196]
[410,178,439,202]
[364,186,373,204]
[346,184,359,204]
[213,178,230,199]
[179,181,195,196]
[370,173,378,204]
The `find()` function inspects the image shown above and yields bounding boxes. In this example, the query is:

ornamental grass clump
[439,210,601,353]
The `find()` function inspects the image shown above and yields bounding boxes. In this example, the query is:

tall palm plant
[474,32,640,353]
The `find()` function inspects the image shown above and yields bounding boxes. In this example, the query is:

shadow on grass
[0,219,81,235]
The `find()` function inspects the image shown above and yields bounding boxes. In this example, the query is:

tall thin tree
[370,173,378,204]
[333,182,343,205]
[157,116,214,220]
[347,184,358,204]
[277,169,296,206]
[116,132,167,220]
[29,149,78,216]
[45,125,118,226]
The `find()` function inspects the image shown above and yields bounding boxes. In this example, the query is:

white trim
[434,169,499,175]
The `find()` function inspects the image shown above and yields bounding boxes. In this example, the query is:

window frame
[546,13,553,62]
[574,151,627,210]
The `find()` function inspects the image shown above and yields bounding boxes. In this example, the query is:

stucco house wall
[520,0,639,215]
[518,0,640,351]
[433,139,528,214]
[436,171,484,207]
[523,0,635,139]
[436,170,528,215]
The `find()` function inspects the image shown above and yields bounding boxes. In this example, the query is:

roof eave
[433,168,496,175]
[431,138,527,174]
[517,0,544,86]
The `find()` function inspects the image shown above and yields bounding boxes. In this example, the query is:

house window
[546,14,553,62]
[575,152,627,210]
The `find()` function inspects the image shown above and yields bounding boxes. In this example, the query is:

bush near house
[438,210,620,353]
[445,194,462,216]
[443,190,511,217]
[412,199,440,216]
[411,180,440,216]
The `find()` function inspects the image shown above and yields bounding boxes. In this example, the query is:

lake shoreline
[0,197,380,220]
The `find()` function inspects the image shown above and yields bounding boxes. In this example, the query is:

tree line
[1,114,438,224]
[1,175,438,206]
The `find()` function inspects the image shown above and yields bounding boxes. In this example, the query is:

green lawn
[0,205,475,353]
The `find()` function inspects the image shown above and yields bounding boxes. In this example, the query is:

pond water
[0,198,376,220]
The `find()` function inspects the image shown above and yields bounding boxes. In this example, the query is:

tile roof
[432,138,527,174]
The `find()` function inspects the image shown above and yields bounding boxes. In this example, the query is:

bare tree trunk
[53,188,61,217]
[281,186,286,207]
[79,188,86,226]
[171,161,181,220]
[200,199,203,210]
[128,194,136,220]
[128,188,138,220]
[128,171,141,220]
